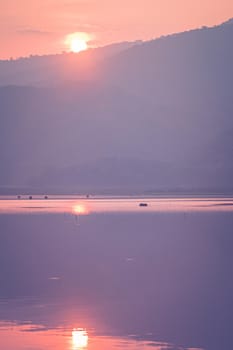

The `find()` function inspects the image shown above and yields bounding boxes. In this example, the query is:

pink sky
[1,0,233,59]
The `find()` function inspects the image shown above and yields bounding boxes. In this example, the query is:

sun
[65,32,90,53]
[70,38,87,53]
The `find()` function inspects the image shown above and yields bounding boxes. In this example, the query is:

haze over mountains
[1,20,233,194]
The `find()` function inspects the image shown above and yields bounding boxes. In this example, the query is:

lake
[0,196,233,350]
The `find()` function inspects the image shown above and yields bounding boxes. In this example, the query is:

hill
[0,20,233,193]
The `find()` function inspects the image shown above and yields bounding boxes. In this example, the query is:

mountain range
[0,20,233,194]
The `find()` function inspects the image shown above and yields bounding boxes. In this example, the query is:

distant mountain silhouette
[0,41,142,86]
[0,20,233,193]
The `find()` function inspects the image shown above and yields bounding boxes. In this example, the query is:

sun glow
[65,32,90,53]
[73,204,89,215]
[72,329,88,349]
[70,38,87,53]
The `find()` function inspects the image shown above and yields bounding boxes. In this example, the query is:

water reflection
[0,322,202,350]
[0,204,233,350]
[73,204,90,215]
[0,196,233,215]
[72,328,88,349]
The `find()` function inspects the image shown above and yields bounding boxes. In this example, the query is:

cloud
[16,27,51,36]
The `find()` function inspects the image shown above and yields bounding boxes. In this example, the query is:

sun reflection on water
[72,328,88,349]
[73,204,89,215]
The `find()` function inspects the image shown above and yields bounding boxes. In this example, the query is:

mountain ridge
[0,20,232,193]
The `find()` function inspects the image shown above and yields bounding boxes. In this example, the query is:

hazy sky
[1,0,233,59]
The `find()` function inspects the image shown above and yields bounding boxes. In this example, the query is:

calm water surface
[0,197,233,350]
